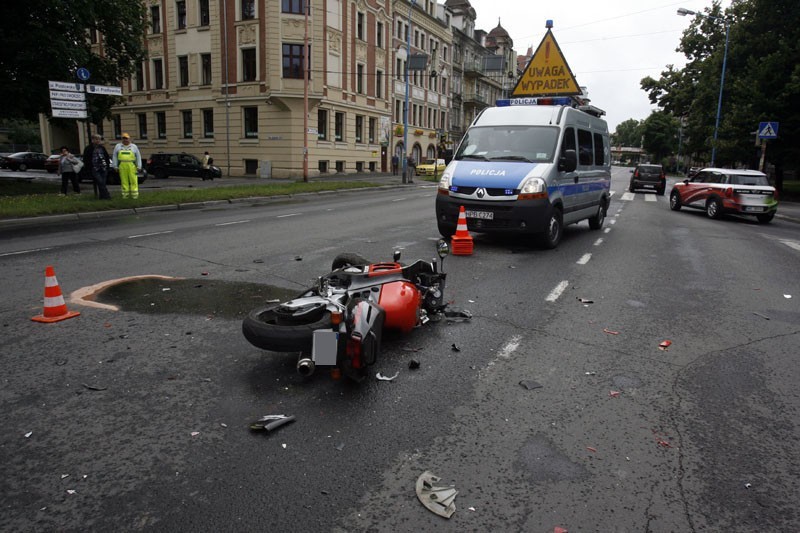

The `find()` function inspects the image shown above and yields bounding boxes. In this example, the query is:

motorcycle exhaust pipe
[297,358,315,377]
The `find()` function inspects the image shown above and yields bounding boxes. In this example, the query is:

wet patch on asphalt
[93,278,298,319]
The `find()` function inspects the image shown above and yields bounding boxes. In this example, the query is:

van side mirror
[558,150,577,172]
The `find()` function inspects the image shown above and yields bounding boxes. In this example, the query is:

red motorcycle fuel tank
[378,281,420,333]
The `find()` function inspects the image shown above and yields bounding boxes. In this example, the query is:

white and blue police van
[435,97,611,248]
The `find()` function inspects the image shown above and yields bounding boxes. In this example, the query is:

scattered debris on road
[376,372,399,381]
[250,414,296,433]
[753,312,770,320]
[603,328,620,335]
[408,359,421,370]
[82,383,108,391]
[416,471,458,518]
[577,297,594,304]
[658,340,672,351]
[519,380,543,390]
[451,343,461,352]
[609,390,621,398]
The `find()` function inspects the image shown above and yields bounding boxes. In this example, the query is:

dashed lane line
[644,195,657,202]
[276,213,302,218]
[0,247,53,257]
[545,280,569,302]
[215,220,250,226]
[577,253,592,265]
[594,238,603,246]
[128,231,173,239]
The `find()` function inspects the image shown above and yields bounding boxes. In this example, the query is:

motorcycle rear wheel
[242,304,332,353]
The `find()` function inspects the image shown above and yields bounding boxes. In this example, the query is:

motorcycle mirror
[393,250,402,262]
[436,239,449,259]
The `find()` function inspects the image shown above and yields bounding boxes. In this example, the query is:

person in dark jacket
[82,134,112,199]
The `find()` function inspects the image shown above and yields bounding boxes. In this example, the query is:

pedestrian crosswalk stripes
[615,191,662,202]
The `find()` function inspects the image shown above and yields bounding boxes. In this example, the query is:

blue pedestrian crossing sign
[758,121,779,139]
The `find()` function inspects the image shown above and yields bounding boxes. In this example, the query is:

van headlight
[438,165,454,192]
[518,177,548,200]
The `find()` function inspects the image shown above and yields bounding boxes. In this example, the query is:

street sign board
[758,121,779,139]
[511,29,580,97]
[51,100,88,111]
[49,80,84,92]
[86,84,123,96]
[51,108,88,119]
[49,90,86,101]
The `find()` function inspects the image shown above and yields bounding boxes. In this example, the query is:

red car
[669,168,778,223]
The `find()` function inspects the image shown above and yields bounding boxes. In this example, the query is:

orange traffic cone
[451,206,474,256]
[31,266,81,323]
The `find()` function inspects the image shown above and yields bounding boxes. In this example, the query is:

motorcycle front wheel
[242,304,332,353]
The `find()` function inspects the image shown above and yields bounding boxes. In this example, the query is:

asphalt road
[1,168,799,531]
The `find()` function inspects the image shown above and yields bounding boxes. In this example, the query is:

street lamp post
[402,0,416,184]
[677,7,730,167]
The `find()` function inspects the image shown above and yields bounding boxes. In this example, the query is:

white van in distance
[435,98,611,248]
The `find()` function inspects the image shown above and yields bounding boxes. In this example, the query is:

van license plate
[465,210,493,220]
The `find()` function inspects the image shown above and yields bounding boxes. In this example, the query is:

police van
[435,97,611,248]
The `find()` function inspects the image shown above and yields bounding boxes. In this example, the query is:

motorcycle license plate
[465,210,493,220]
[312,330,338,366]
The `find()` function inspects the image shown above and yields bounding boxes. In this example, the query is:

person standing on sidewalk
[112,133,142,199]
[391,154,399,175]
[58,146,81,195]
[83,134,112,199]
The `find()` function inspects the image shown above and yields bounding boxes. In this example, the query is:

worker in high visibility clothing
[111,133,142,199]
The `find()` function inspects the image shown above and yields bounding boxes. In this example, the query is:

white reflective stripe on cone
[44,295,66,307]
[45,276,59,287]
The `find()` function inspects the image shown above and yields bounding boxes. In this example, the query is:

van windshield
[455,126,559,163]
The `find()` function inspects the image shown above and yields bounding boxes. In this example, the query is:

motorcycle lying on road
[242,240,460,381]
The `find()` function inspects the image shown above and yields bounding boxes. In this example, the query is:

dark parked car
[146,152,221,180]
[0,151,48,171]
[629,164,666,195]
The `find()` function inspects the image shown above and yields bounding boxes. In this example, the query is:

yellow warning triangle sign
[512,29,581,97]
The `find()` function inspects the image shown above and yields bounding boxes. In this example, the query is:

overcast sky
[468,0,732,133]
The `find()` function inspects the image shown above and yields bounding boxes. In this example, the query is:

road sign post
[757,121,779,172]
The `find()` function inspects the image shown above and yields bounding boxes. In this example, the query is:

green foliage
[641,112,679,162]
[611,119,643,147]
[0,0,148,122]
[3,119,42,145]
[641,0,800,170]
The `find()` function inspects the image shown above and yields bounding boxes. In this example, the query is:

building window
[178,56,189,87]
[376,22,383,48]
[368,118,376,143]
[176,1,187,29]
[356,12,364,40]
[241,0,255,20]
[334,112,344,141]
[282,0,304,14]
[199,0,210,26]
[137,113,148,139]
[376,69,383,99]
[242,48,256,81]
[135,62,144,91]
[356,64,364,94]
[151,6,161,33]
[396,58,402,81]
[112,115,122,139]
[243,107,258,138]
[202,109,214,138]
[182,110,193,138]
[318,160,328,173]
[282,44,308,79]
[156,112,167,139]
[317,109,328,140]
[153,59,164,89]
[201,54,212,84]
[396,20,402,38]
[335,160,344,172]
[355,115,363,143]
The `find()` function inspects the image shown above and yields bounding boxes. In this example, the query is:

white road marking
[497,335,522,359]
[128,231,173,239]
[215,220,250,226]
[604,227,611,233]
[621,192,635,201]
[545,280,569,302]
[0,247,53,257]
[577,253,592,265]
[644,195,657,202]
[609,190,616,197]
[392,197,406,202]
[594,238,603,246]
[610,219,617,225]
[781,240,800,252]
[276,213,301,218]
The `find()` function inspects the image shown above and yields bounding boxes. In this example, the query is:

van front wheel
[588,202,606,230]
[539,208,563,249]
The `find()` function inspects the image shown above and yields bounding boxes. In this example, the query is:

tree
[641,112,679,163]
[611,119,644,147]
[0,1,148,123]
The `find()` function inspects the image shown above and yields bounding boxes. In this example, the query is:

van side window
[561,127,576,155]
[577,129,593,166]
[593,132,605,166]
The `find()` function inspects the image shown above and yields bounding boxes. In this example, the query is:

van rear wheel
[539,208,563,249]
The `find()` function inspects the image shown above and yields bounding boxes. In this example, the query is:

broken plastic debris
[201,272,209,276]
[24,431,32,438]
[408,359,421,370]
[444,308,472,321]
[554,527,569,533]
[282,443,287,449]
[468,506,476,511]
[61,474,69,479]
[745,483,752,489]
[784,294,792,299]
[335,443,345,451]
[416,471,458,519]
[753,312,770,320]
[191,431,200,437]
[249,414,296,432]
[603,328,620,335]
[376,372,399,381]
[162,288,171,292]
[577,297,594,304]
[585,371,596,376]
[658,340,672,350]
[609,390,621,398]
[451,343,461,352]
[657,439,672,448]
[519,380,543,390]
[82,383,107,391]
[67,490,77,495]
[586,446,597,453]
[294,256,303,261]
